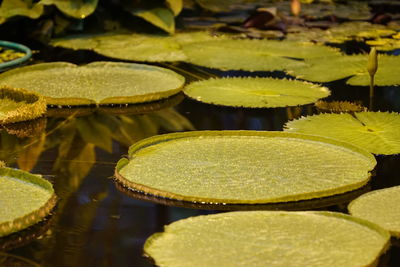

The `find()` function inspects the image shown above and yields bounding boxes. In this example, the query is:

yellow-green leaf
[115,131,375,204]
[145,211,390,267]
[184,77,330,108]
[166,0,182,16]
[285,111,400,155]
[349,186,400,237]
[132,8,175,34]
[40,0,98,19]
[0,0,43,21]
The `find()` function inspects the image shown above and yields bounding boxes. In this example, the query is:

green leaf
[40,0,98,19]
[182,39,338,71]
[116,131,375,204]
[285,112,400,155]
[0,167,56,237]
[132,7,175,34]
[51,31,231,62]
[0,86,46,124]
[166,0,183,16]
[145,211,389,267]
[76,116,113,153]
[195,0,243,12]
[0,0,44,21]
[184,77,330,108]
[0,62,185,106]
[349,186,400,237]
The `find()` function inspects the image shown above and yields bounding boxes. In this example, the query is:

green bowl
[0,41,32,71]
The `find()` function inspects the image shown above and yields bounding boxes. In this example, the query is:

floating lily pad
[287,54,400,86]
[0,167,56,237]
[115,131,375,204]
[144,211,390,267]
[184,77,330,108]
[0,86,46,124]
[349,186,400,237]
[51,31,227,62]
[285,112,400,155]
[182,39,338,71]
[0,62,185,106]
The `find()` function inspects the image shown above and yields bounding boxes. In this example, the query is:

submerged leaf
[184,77,330,108]
[182,39,338,71]
[0,86,46,124]
[315,101,366,113]
[145,211,389,267]
[349,186,400,237]
[285,112,400,155]
[0,167,56,237]
[116,131,375,204]
[0,62,185,106]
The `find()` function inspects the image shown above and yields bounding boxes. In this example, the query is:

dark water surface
[1,48,400,267]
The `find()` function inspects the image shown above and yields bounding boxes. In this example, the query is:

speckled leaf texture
[0,167,56,237]
[285,112,400,155]
[184,77,330,108]
[287,54,400,86]
[0,86,46,124]
[115,131,376,204]
[144,211,390,267]
[182,39,339,71]
[349,186,400,237]
[0,62,185,106]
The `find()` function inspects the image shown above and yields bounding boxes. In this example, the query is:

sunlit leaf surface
[40,0,98,19]
[145,211,390,267]
[0,0,43,22]
[0,167,56,237]
[285,112,400,155]
[132,8,175,34]
[0,62,185,106]
[349,186,400,237]
[116,131,375,204]
[184,77,330,108]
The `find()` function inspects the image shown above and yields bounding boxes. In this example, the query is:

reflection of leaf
[0,0,44,22]
[133,8,175,34]
[285,112,400,155]
[150,108,195,131]
[17,132,46,171]
[68,143,96,184]
[76,116,113,153]
[40,0,99,19]
[349,186,400,237]
[144,211,389,267]
[184,77,330,108]
[116,131,375,204]
[0,62,185,106]
[166,0,182,16]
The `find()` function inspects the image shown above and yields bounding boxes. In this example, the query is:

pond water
[0,45,398,266]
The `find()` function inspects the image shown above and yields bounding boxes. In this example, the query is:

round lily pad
[0,167,56,237]
[349,186,400,237]
[115,131,376,204]
[184,77,330,108]
[144,211,390,267]
[0,62,185,106]
[284,112,400,155]
[0,86,46,124]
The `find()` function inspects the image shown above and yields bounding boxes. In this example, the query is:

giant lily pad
[144,211,390,267]
[349,186,400,237]
[0,62,185,106]
[183,77,330,108]
[0,167,56,237]
[287,54,400,86]
[182,39,339,71]
[0,86,46,124]
[284,112,400,155]
[115,131,376,204]
[51,31,227,62]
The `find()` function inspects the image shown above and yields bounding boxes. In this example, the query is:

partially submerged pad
[0,62,185,106]
[115,131,376,204]
[184,77,330,108]
[349,186,400,237]
[182,39,338,71]
[0,86,46,124]
[285,112,400,155]
[144,211,390,267]
[0,167,56,237]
